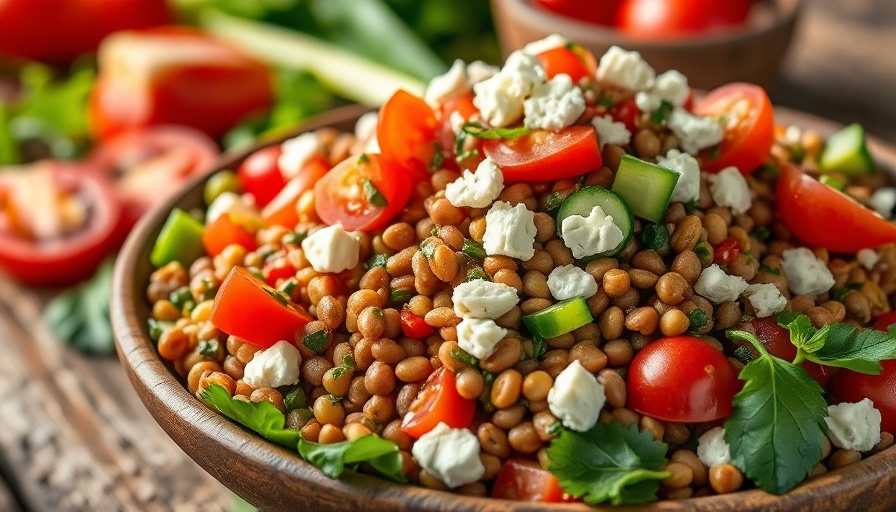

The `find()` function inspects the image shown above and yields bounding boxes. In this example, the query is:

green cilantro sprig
[777,311,896,373]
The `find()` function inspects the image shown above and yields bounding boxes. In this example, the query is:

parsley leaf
[548,421,670,505]
[200,383,302,448]
[461,238,486,261]
[777,311,896,373]
[362,178,389,207]
[724,330,828,494]
[298,435,406,483]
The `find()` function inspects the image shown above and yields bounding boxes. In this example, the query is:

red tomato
[90,26,273,139]
[262,254,296,287]
[776,163,896,253]
[314,153,412,232]
[400,308,436,339]
[608,97,640,134]
[532,0,622,26]
[627,335,740,422]
[202,213,257,258]
[535,43,597,84]
[209,266,311,349]
[483,126,602,182]
[0,161,123,286]
[713,237,741,265]
[377,89,439,181]
[829,362,896,434]
[401,367,476,439]
[692,83,774,174]
[0,0,172,63]
[88,125,219,227]
[492,460,566,502]
[874,312,896,333]
[750,316,836,387]
[615,0,751,38]
[237,146,286,208]
[262,155,330,228]
[436,93,484,171]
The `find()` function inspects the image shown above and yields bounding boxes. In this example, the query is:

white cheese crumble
[560,205,625,259]
[547,264,598,300]
[452,280,519,319]
[445,157,505,208]
[278,132,325,180]
[857,248,880,270]
[825,399,882,452]
[591,114,631,149]
[694,264,749,304]
[466,60,499,85]
[781,247,835,297]
[206,191,260,225]
[868,187,896,219]
[697,427,733,467]
[522,34,568,56]
[656,149,700,203]
[300,224,360,273]
[243,341,301,389]
[743,284,788,318]
[500,50,546,98]
[634,69,689,112]
[483,201,537,260]
[472,51,546,128]
[547,360,606,432]
[424,59,470,108]
[708,166,753,215]
[668,108,724,155]
[595,45,655,92]
[411,423,485,488]
[523,73,586,131]
[456,317,508,360]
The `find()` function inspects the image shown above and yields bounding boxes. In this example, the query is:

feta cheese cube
[243,341,302,389]
[523,74,586,131]
[483,201,537,260]
[656,149,700,203]
[445,157,505,208]
[278,132,325,179]
[668,108,724,155]
[547,360,606,432]
[634,70,690,112]
[456,318,508,360]
[425,59,471,108]
[452,279,519,319]
[743,283,787,318]
[591,114,632,149]
[522,34,568,56]
[697,427,733,467]
[473,73,525,128]
[781,247,835,297]
[825,399,882,452]
[857,248,880,270]
[500,50,546,98]
[547,264,598,300]
[301,224,360,273]
[466,60,499,85]
[560,205,625,259]
[206,191,260,225]
[869,187,896,219]
[596,45,655,92]
[708,166,752,215]
[411,423,485,488]
[694,264,749,304]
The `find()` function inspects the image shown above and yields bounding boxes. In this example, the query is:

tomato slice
[209,266,311,349]
[0,161,123,286]
[492,460,566,502]
[401,367,475,439]
[377,89,439,181]
[202,213,257,258]
[693,83,774,174]
[262,155,330,228]
[627,335,740,422]
[314,153,412,232]
[483,126,602,182]
[237,145,286,208]
[534,43,597,84]
[776,163,896,253]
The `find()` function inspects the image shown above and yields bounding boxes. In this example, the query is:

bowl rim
[112,104,896,512]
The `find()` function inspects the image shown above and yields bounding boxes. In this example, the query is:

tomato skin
[202,213,257,258]
[401,367,476,439]
[209,266,311,349]
[314,153,412,232]
[0,162,124,287]
[692,83,774,174]
[776,163,896,253]
[262,255,296,287]
[483,126,603,182]
[874,312,896,333]
[400,308,436,339]
[532,0,622,26]
[378,89,439,182]
[750,316,836,387]
[627,335,741,422]
[713,237,741,265]
[615,0,750,38]
[237,146,286,208]
[492,460,566,502]
[535,44,597,84]
[829,361,896,434]
[262,155,330,228]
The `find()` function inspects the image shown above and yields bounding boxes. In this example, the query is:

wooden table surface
[0,1,894,510]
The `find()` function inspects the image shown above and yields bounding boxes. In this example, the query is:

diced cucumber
[523,297,593,339]
[819,123,874,175]
[555,186,634,258]
[611,154,680,223]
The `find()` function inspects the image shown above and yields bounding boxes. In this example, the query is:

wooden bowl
[490,0,802,89]
[111,104,896,512]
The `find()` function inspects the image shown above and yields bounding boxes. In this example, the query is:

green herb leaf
[390,287,414,303]
[281,231,308,246]
[461,238,486,261]
[532,333,547,360]
[198,339,220,356]
[331,354,357,380]
[597,94,615,108]
[283,387,308,411]
[419,238,439,259]
[429,141,445,171]
[199,384,302,448]
[263,287,291,306]
[169,287,195,311]
[758,264,781,276]
[298,435,406,482]
[543,191,567,213]
[451,348,478,366]
[548,421,670,505]
[302,329,329,353]
[147,318,174,342]
[640,224,669,253]
[686,309,708,332]
[465,267,491,282]
[692,242,713,266]
[778,313,826,354]
[807,324,896,374]
[365,253,388,269]
[649,100,673,125]
[362,178,389,207]
[43,258,115,355]
[461,122,530,140]
[357,153,371,164]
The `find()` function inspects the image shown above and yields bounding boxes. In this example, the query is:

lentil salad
[144,36,896,505]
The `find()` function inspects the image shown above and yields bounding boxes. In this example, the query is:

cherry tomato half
[314,153,412,232]
[534,43,597,84]
[202,213,257,258]
[615,0,751,38]
[0,161,123,286]
[237,145,286,208]
[627,335,741,422]
[693,83,774,174]
[776,163,896,253]
[874,312,896,333]
[401,367,475,439]
[483,126,602,182]
[492,460,566,503]
[377,89,439,182]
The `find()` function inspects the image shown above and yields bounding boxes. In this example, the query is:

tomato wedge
[377,89,439,181]
[492,460,567,502]
[776,163,896,253]
[693,83,774,174]
[483,126,602,182]
[262,155,330,228]
[534,43,597,84]
[209,266,311,349]
[314,153,412,232]
[237,145,286,208]
[401,367,475,439]
[202,213,257,258]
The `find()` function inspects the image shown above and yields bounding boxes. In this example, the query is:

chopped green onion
[523,297,593,339]
[263,287,290,306]
[543,191,568,213]
[462,238,486,261]
[278,279,298,297]
[750,226,771,242]
[532,333,547,360]
[362,178,388,207]
[371,307,384,318]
